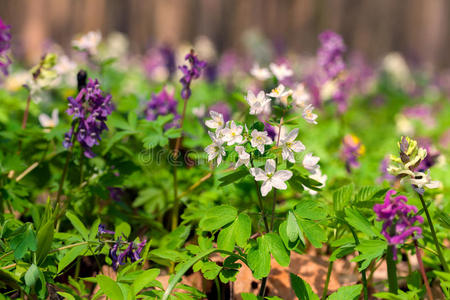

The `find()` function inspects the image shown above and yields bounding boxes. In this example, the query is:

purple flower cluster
[340,134,365,173]
[333,74,354,113]
[109,237,147,271]
[63,78,113,158]
[145,87,180,130]
[144,46,176,80]
[416,138,439,172]
[374,190,423,260]
[179,50,207,100]
[378,156,396,184]
[317,30,346,80]
[98,224,147,271]
[0,17,12,76]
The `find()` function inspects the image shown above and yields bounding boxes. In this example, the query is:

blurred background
[1,0,449,69]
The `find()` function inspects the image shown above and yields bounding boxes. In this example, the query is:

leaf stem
[321,261,334,300]
[414,239,433,300]
[386,244,398,294]
[349,227,369,300]
[417,192,449,272]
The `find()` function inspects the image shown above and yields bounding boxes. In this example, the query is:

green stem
[214,277,222,300]
[171,97,189,230]
[321,261,333,300]
[350,227,369,300]
[417,192,449,272]
[386,245,398,294]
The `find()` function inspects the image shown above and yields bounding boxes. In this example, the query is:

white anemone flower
[269,63,293,81]
[250,64,271,81]
[292,83,311,108]
[234,146,250,169]
[250,130,273,154]
[302,104,318,124]
[39,109,59,132]
[205,131,226,165]
[222,121,244,145]
[303,153,320,173]
[267,84,291,98]
[205,110,224,129]
[72,31,102,56]
[246,90,271,115]
[280,128,305,163]
[304,168,327,195]
[401,171,441,190]
[250,159,293,196]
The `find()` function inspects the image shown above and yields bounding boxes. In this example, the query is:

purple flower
[340,134,365,173]
[0,17,12,76]
[98,224,115,235]
[416,138,439,172]
[378,156,396,184]
[333,74,354,113]
[318,30,346,80]
[108,187,124,202]
[179,50,207,100]
[145,87,180,130]
[144,46,176,81]
[64,78,113,158]
[264,121,276,140]
[374,190,423,260]
[108,237,147,271]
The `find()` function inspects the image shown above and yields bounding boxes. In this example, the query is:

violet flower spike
[145,87,180,130]
[178,50,207,100]
[317,30,346,80]
[0,17,12,76]
[373,190,424,260]
[98,224,115,236]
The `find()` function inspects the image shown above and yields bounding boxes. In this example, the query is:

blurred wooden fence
[0,0,449,69]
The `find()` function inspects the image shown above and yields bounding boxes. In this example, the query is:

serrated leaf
[9,224,37,260]
[295,200,326,220]
[234,213,251,248]
[344,208,377,238]
[298,219,327,248]
[351,239,387,271]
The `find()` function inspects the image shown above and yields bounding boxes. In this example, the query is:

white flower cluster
[204,82,325,196]
[250,63,293,82]
[72,31,102,56]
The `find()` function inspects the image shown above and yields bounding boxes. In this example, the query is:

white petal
[271,177,288,190]
[274,170,293,181]
[265,159,276,174]
[285,128,299,142]
[290,141,305,152]
[261,181,273,196]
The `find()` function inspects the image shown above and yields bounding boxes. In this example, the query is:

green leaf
[36,219,54,265]
[218,168,250,187]
[9,224,37,260]
[333,184,354,214]
[57,292,76,300]
[351,239,387,271]
[199,205,237,232]
[289,273,319,300]
[327,284,362,300]
[97,275,124,300]
[247,237,271,279]
[241,293,263,300]
[264,233,290,267]
[57,244,87,273]
[299,219,327,248]
[234,213,251,248]
[128,111,137,130]
[294,200,327,220]
[287,211,301,243]
[330,244,355,262]
[344,208,377,238]
[201,261,222,280]
[24,264,39,288]
[279,221,300,250]
[217,223,236,252]
[131,268,160,294]
[66,211,89,241]
[114,222,131,239]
